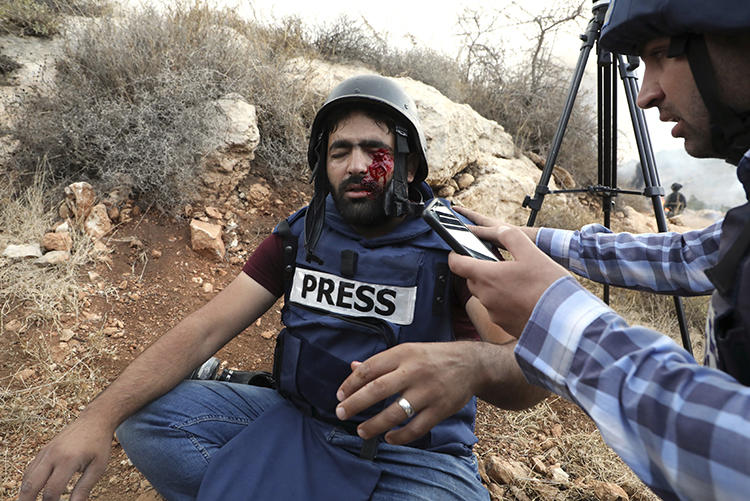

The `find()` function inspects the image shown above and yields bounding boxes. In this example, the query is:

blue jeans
[116,380,489,501]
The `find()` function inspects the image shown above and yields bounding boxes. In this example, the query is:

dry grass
[0,165,95,328]
[0,164,107,492]
[476,397,660,501]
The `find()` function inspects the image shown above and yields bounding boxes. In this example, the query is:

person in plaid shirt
[446,0,750,500]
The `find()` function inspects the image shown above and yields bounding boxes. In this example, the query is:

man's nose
[347,148,370,176]
[636,67,664,109]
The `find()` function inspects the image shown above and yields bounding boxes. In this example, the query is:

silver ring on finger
[397,397,415,418]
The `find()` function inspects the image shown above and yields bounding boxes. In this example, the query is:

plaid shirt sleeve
[534,222,722,296]
[515,276,750,501]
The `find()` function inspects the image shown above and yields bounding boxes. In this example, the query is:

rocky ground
[0,164,668,501]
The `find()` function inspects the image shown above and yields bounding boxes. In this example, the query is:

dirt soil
[0,170,655,501]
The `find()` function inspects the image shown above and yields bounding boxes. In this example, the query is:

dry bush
[12,3,318,211]
[0,0,61,37]
[0,0,108,37]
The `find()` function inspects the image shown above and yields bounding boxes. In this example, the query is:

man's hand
[19,417,114,501]
[449,223,569,338]
[335,342,484,445]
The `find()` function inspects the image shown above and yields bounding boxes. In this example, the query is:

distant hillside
[621,149,745,210]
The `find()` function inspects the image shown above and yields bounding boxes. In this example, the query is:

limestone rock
[64,182,96,221]
[190,220,225,260]
[84,203,113,239]
[247,183,271,205]
[42,232,72,252]
[548,464,569,484]
[197,93,260,202]
[485,455,529,485]
[455,172,475,189]
[2,243,43,258]
[35,250,70,265]
[437,185,456,198]
[590,481,629,501]
[454,157,564,226]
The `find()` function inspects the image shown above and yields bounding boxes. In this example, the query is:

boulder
[190,220,225,260]
[197,93,260,202]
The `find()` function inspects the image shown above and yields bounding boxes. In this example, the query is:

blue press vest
[274,195,477,455]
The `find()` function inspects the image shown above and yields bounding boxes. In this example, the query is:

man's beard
[331,176,390,227]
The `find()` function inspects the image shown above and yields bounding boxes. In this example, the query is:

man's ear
[406,153,418,183]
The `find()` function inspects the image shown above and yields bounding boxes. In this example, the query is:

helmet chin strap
[670,34,750,165]
[304,132,328,264]
[385,126,423,217]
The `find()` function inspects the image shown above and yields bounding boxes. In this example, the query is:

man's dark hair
[324,104,398,138]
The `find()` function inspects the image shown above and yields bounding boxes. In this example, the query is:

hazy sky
[121,0,743,204]
[235,0,685,159]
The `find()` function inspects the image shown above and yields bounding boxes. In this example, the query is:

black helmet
[671,182,682,192]
[600,0,750,57]
[600,0,750,164]
[307,74,428,183]
[303,75,428,262]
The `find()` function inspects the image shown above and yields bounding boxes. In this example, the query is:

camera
[188,357,275,387]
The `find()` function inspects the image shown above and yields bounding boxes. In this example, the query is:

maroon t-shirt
[242,234,479,340]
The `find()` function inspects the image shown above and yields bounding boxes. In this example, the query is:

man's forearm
[471,341,548,410]
[80,312,226,430]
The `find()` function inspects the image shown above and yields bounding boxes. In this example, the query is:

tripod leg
[523,7,606,226]
[616,55,694,356]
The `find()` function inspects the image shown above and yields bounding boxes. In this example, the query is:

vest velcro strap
[341,250,359,278]
[359,437,378,461]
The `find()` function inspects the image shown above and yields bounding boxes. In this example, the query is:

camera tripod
[522,0,693,355]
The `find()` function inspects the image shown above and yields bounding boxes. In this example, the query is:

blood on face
[360,149,394,198]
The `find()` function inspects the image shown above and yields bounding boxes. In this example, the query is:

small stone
[54,221,70,233]
[548,464,569,483]
[590,480,629,501]
[42,232,73,252]
[5,319,22,332]
[3,243,42,258]
[151,249,162,258]
[205,206,223,219]
[16,368,36,381]
[202,283,214,293]
[549,424,563,438]
[60,329,75,342]
[485,455,528,485]
[192,276,204,285]
[531,455,547,474]
[260,330,275,339]
[129,238,144,249]
[88,271,101,282]
[455,172,475,189]
[34,250,71,265]
[437,185,456,198]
